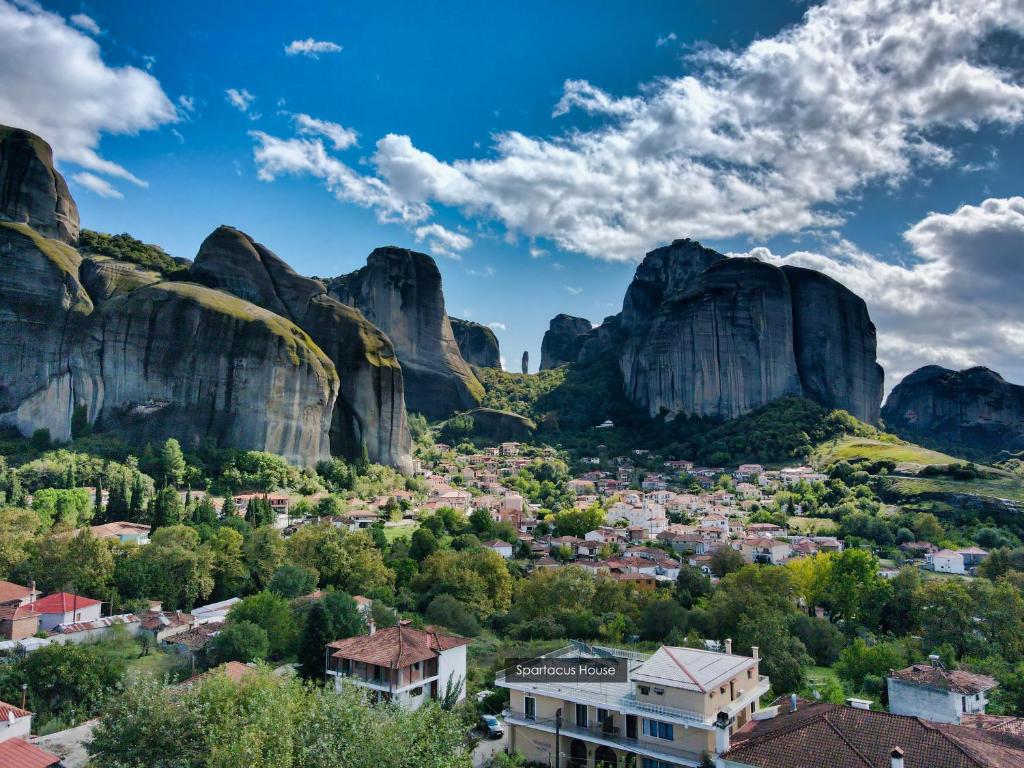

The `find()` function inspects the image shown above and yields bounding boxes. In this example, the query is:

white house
[0,700,32,742]
[484,539,515,559]
[887,661,997,724]
[926,549,965,574]
[326,624,469,710]
[32,592,102,632]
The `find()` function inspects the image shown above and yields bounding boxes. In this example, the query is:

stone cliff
[0,127,79,244]
[191,226,412,472]
[540,314,593,370]
[327,247,483,419]
[882,366,1024,456]
[450,317,501,368]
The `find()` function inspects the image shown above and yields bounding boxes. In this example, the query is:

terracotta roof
[30,592,101,614]
[138,609,195,631]
[0,699,31,719]
[170,621,224,649]
[0,603,39,621]
[327,625,469,668]
[725,700,1024,768]
[89,521,151,538]
[0,739,60,768]
[961,715,1024,737]
[0,581,34,604]
[890,664,997,695]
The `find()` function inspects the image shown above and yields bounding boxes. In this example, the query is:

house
[326,624,469,710]
[483,540,515,559]
[498,641,769,767]
[887,659,998,724]
[138,607,197,642]
[721,695,1024,768]
[31,593,102,632]
[0,700,33,742]
[0,581,40,606]
[739,537,791,565]
[190,597,241,623]
[926,549,965,574]
[957,546,989,570]
[88,521,151,545]
[901,540,938,558]
[0,738,61,768]
[0,602,39,641]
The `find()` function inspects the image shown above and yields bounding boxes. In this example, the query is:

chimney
[724,638,732,654]
[790,693,798,713]
[752,645,759,662]
[891,747,905,768]
[929,653,942,668]
[29,581,35,606]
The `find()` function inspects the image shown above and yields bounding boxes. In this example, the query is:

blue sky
[1,0,1023,386]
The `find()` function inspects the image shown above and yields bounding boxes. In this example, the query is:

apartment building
[497,641,770,768]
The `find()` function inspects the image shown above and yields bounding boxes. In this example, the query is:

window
[748,670,753,680]
[639,685,650,695]
[597,708,609,724]
[720,687,726,695]
[524,696,536,720]
[642,760,674,768]
[576,703,588,728]
[642,719,674,741]
[653,687,665,696]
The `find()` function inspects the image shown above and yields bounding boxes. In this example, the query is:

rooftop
[890,664,998,695]
[31,593,101,614]
[632,645,755,693]
[328,624,469,669]
[0,581,35,604]
[0,738,60,768]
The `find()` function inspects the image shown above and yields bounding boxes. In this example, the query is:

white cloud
[564,285,583,295]
[0,1,176,185]
[178,95,196,113]
[465,265,495,278]
[225,88,255,112]
[71,171,122,198]
[529,246,548,259]
[656,32,677,47]
[306,0,1023,262]
[69,12,99,34]
[285,38,342,58]
[413,223,472,259]
[733,197,1024,390]
[487,321,506,331]
[293,113,357,150]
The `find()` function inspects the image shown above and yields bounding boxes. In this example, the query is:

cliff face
[191,226,412,472]
[540,314,593,370]
[0,127,79,244]
[882,366,1024,456]
[450,317,501,368]
[782,266,884,423]
[543,238,884,423]
[0,126,342,466]
[328,247,483,419]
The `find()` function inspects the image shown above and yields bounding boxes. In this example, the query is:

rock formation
[460,407,536,442]
[0,127,79,244]
[543,238,884,423]
[191,226,412,472]
[450,318,501,368]
[327,247,482,419]
[540,314,593,370]
[782,266,884,423]
[521,351,529,375]
[0,125,343,466]
[882,366,1024,456]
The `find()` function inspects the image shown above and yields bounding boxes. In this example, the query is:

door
[626,714,637,739]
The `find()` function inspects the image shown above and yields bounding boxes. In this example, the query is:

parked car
[480,714,504,739]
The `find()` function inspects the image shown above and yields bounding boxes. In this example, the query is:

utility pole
[554,707,562,768]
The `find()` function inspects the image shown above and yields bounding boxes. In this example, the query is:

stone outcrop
[542,237,884,423]
[450,318,500,368]
[460,407,536,442]
[327,247,482,419]
[0,127,79,244]
[782,266,884,424]
[882,366,1024,456]
[521,351,529,375]
[191,226,412,472]
[540,314,593,370]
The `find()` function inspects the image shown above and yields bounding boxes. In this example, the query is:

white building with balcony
[497,641,771,768]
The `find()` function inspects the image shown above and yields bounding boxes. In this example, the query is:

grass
[1,222,92,314]
[812,435,962,467]
[886,474,1024,503]
[127,648,192,679]
[788,516,839,534]
[383,520,418,542]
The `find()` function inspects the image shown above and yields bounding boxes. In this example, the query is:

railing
[505,711,705,764]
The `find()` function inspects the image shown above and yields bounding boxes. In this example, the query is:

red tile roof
[890,664,998,695]
[327,625,468,669]
[725,700,1024,768]
[0,739,60,768]
[0,700,31,719]
[0,581,33,605]
[0,604,39,621]
[30,592,101,614]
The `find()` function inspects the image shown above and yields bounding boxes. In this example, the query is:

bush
[425,595,480,637]
[210,621,269,664]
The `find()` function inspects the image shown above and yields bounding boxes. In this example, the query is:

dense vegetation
[78,229,185,275]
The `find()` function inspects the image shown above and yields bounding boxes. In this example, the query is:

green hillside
[812,435,960,468]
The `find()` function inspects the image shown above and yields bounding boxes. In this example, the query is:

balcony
[505,710,704,767]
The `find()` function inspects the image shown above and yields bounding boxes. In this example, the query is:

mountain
[882,366,1024,457]
[450,318,501,368]
[0,124,383,468]
[327,247,483,419]
[543,238,883,423]
[539,314,593,370]
[190,226,412,472]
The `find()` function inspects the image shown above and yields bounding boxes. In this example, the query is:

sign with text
[504,657,627,683]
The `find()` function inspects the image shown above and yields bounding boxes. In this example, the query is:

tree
[228,591,297,659]
[150,485,184,530]
[0,506,39,578]
[160,438,186,486]
[469,507,494,536]
[134,526,215,610]
[790,614,845,665]
[709,547,745,577]
[210,621,269,664]
[640,597,688,641]
[675,566,711,608]
[821,548,891,629]
[736,612,810,695]
[298,591,366,678]
[552,502,605,538]
[244,527,286,591]
[912,512,944,543]
[413,549,512,619]
[245,495,275,527]
[410,527,439,562]
[425,594,480,637]
[207,527,248,600]
[17,528,114,598]
[268,564,317,598]
[835,638,908,691]
[191,496,218,527]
